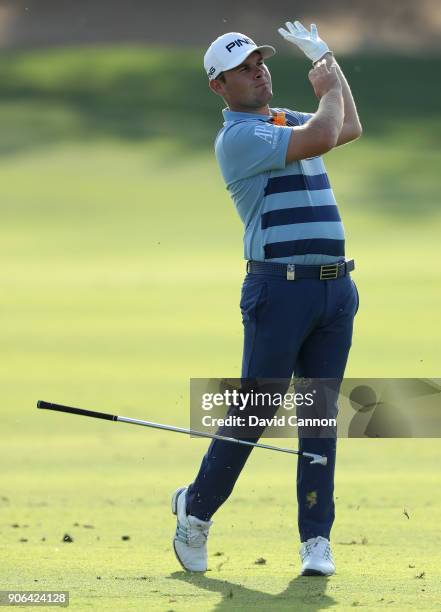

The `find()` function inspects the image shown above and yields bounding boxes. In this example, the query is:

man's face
[211,51,273,111]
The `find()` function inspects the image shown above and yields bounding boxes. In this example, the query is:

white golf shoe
[171,487,212,572]
[300,536,335,576]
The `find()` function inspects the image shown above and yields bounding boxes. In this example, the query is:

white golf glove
[278,21,331,63]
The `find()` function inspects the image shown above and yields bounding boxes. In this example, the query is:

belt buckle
[320,263,339,280]
[287,264,295,280]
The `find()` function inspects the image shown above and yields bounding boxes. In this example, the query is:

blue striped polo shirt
[215,107,345,264]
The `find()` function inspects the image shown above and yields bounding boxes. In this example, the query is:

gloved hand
[278,21,331,63]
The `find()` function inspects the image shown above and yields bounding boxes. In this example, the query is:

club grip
[37,400,117,421]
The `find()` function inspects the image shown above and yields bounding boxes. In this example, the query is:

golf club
[37,400,327,465]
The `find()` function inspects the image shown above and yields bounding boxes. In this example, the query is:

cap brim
[221,44,276,74]
[255,45,276,60]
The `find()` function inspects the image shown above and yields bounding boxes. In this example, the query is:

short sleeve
[215,121,292,183]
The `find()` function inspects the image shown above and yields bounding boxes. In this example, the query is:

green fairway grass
[1,48,440,610]
[2,436,441,610]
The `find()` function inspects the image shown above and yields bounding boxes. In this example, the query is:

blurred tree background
[1,0,441,52]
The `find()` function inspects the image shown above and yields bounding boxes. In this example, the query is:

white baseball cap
[204,32,276,80]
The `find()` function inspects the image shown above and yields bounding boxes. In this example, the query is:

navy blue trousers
[186,271,359,541]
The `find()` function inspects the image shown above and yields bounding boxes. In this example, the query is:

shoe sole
[171,487,187,571]
[171,487,186,516]
[302,568,335,577]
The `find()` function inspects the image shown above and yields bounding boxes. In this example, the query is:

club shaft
[118,415,299,455]
[38,400,300,455]
[37,400,327,464]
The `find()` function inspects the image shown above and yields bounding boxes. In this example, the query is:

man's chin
[252,86,271,100]
[260,89,273,103]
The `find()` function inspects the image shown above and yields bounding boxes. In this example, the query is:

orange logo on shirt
[272,111,286,126]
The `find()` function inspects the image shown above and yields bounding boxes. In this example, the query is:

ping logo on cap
[225,38,253,53]
[204,32,275,80]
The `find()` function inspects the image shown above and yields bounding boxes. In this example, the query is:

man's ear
[209,79,225,97]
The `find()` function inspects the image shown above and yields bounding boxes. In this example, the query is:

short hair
[216,72,225,83]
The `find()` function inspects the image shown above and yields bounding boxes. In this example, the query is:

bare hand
[308,59,341,99]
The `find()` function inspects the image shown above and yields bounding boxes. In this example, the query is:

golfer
[172,21,362,576]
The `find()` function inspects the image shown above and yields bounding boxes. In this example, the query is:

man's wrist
[313,51,334,66]
[322,84,343,98]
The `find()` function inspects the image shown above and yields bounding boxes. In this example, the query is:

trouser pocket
[240,276,268,324]
[351,279,360,315]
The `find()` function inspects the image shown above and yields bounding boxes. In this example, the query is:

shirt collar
[222,108,273,123]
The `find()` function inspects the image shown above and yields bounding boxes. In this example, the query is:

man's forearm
[316,53,362,131]
[309,87,344,145]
